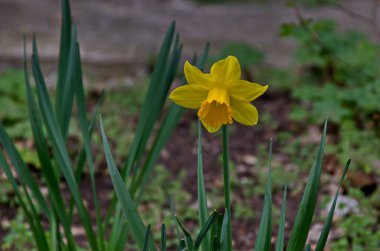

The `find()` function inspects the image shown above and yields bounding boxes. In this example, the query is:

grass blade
[178,240,187,251]
[212,236,220,251]
[58,26,77,139]
[194,211,217,250]
[0,151,49,250]
[219,209,229,251]
[106,23,178,249]
[132,44,209,199]
[254,140,273,251]
[143,225,151,251]
[175,216,194,251]
[196,119,210,250]
[32,36,98,251]
[0,124,49,216]
[221,126,232,251]
[73,41,104,249]
[315,159,351,251]
[275,186,287,251]
[170,195,182,245]
[286,120,328,251]
[210,211,224,251]
[24,38,77,250]
[56,0,72,125]
[122,21,176,181]
[100,117,157,251]
[162,224,167,251]
[49,211,58,251]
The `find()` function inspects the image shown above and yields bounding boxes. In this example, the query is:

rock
[325,195,359,219]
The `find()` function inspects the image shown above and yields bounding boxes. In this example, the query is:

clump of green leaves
[0,69,31,139]
[281,19,380,171]
[2,210,36,251]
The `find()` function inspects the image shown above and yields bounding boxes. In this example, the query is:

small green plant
[0,69,30,139]
[2,210,36,251]
[330,188,380,250]
[281,19,380,172]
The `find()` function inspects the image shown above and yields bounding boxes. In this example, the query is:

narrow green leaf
[219,209,229,251]
[162,224,167,251]
[286,120,328,251]
[275,186,287,251]
[56,0,72,123]
[194,211,217,250]
[0,124,49,217]
[130,32,181,177]
[143,225,151,251]
[254,140,273,251]
[175,216,194,251]
[74,90,105,183]
[106,23,178,250]
[170,195,182,245]
[32,36,98,251]
[0,151,49,251]
[100,117,157,251]
[24,38,77,250]
[58,26,77,139]
[68,90,104,224]
[122,21,176,181]
[49,211,58,251]
[178,240,187,251]
[315,159,351,251]
[132,44,209,199]
[210,211,224,250]
[73,42,104,249]
[212,236,220,251]
[196,119,210,251]
[221,126,232,251]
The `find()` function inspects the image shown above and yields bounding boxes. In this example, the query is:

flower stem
[222,125,232,251]
[198,120,210,250]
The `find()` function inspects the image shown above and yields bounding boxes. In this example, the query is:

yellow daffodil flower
[169,56,268,132]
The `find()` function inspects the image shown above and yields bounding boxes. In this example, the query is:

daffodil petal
[229,81,268,102]
[184,61,214,89]
[201,119,222,133]
[169,84,208,109]
[230,99,259,126]
[211,56,241,87]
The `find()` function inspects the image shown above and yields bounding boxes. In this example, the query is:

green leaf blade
[100,117,157,251]
[286,120,328,251]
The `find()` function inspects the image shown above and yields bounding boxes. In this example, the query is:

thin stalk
[222,125,232,251]
[197,120,209,250]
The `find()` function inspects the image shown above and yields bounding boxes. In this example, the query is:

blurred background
[0,0,379,250]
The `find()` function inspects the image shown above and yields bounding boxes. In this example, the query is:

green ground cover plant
[280,19,380,172]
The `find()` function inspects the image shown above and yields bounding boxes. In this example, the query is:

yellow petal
[230,99,259,126]
[200,119,222,133]
[210,56,241,87]
[184,61,214,90]
[229,81,268,102]
[169,84,208,109]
